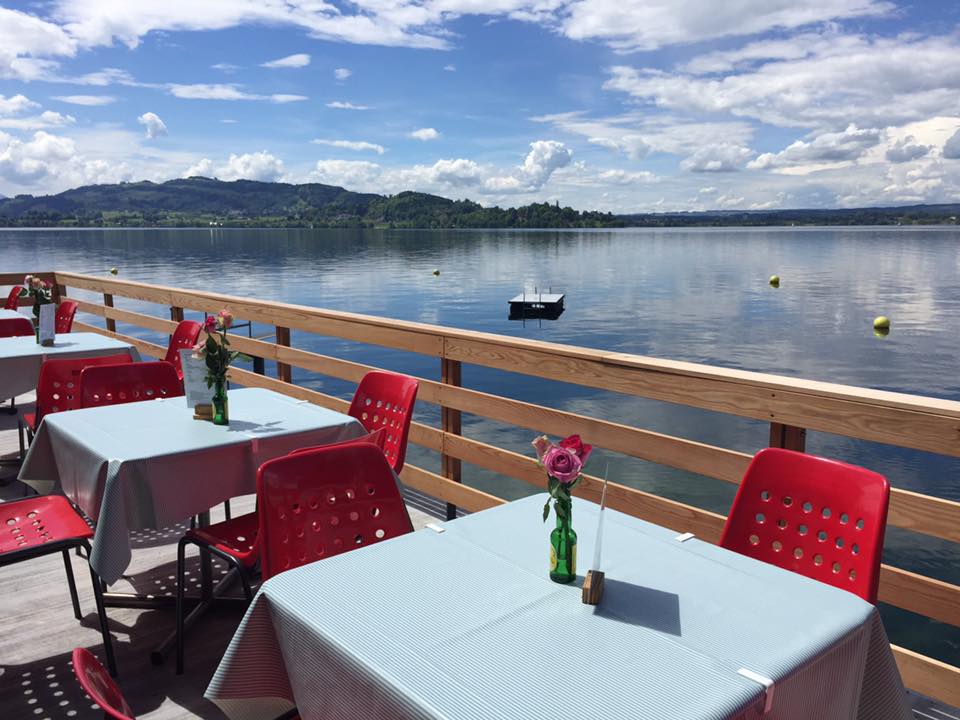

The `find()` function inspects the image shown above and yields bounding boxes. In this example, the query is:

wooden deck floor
[0,393,954,720]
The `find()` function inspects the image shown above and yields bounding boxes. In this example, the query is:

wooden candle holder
[193,404,213,421]
[582,570,605,605]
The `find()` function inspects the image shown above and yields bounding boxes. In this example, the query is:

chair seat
[184,512,259,566]
[0,495,92,554]
[23,412,37,432]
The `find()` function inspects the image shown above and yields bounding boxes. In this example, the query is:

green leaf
[542,501,550,522]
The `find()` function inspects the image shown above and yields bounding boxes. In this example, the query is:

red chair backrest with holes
[347,371,418,474]
[80,361,183,409]
[4,286,23,310]
[35,354,134,424]
[72,647,136,720]
[720,448,889,603]
[257,440,414,581]
[0,316,35,338]
[55,300,79,333]
[163,320,202,381]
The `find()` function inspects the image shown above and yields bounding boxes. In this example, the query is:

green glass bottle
[212,376,229,426]
[549,497,577,583]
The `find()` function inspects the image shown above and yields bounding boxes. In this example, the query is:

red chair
[164,320,202,382]
[347,371,419,473]
[4,285,23,310]
[0,497,115,675]
[72,648,133,720]
[0,316,35,338]
[18,353,134,456]
[719,448,890,603]
[80,361,183,408]
[175,440,414,673]
[56,300,79,333]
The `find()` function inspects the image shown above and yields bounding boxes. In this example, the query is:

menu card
[39,303,55,344]
[180,348,211,408]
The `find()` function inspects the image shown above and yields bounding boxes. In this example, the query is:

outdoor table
[0,308,29,321]
[207,494,911,720]
[19,387,365,585]
[0,332,140,401]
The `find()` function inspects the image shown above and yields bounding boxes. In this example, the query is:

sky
[0,1,959,212]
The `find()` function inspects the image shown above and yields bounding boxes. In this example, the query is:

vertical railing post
[275,326,292,383]
[769,422,807,452]
[440,356,463,520]
[170,306,184,323]
[102,293,116,332]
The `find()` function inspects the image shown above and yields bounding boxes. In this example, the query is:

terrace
[1,270,958,719]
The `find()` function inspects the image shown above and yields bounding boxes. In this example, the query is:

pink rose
[543,446,582,484]
[559,434,592,465]
[203,316,218,333]
[532,435,551,461]
[217,309,234,329]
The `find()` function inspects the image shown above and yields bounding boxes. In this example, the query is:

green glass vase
[212,376,229,426]
[549,497,577,583]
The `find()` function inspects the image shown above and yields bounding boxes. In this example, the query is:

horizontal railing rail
[8,270,957,706]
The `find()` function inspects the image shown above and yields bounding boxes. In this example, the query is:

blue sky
[1,0,959,211]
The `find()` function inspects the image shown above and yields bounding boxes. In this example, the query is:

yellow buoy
[769,274,780,288]
[873,316,890,330]
[432,269,440,276]
[109,267,119,275]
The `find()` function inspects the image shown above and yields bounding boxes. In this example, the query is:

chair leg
[175,537,188,675]
[85,544,117,677]
[223,499,231,521]
[17,418,25,460]
[62,549,82,620]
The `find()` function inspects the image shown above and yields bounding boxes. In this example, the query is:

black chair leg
[85,544,117,677]
[17,418,25,460]
[175,537,187,675]
[223,499,231,521]
[62,549,82,620]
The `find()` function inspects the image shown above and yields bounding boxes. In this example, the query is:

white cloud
[184,158,214,177]
[211,62,240,72]
[138,111,168,139]
[596,169,658,184]
[944,129,960,160]
[326,101,370,110]
[0,94,40,116]
[311,139,385,154]
[167,84,307,102]
[334,67,351,80]
[604,33,960,130]
[310,159,383,188]
[0,129,133,188]
[516,140,573,188]
[748,125,881,172]
[217,151,285,181]
[559,0,890,53]
[0,6,76,80]
[0,110,76,130]
[681,143,752,172]
[262,53,310,69]
[424,158,484,187]
[443,64,456,72]
[51,94,115,105]
[410,127,439,141]
[885,136,931,164]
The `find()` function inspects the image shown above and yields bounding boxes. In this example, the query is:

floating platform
[508,292,565,320]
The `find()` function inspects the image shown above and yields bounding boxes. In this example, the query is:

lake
[2,225,958,664]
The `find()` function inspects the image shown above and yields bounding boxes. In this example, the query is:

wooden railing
[5,271,958,706]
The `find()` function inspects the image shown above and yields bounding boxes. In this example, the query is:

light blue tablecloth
[19,387,365,584]
[0,331,140,400]
[0,308,29,321]
[207,495,910,720]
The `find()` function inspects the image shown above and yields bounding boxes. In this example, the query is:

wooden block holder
[582,570,605,605]
[193,404,214,421]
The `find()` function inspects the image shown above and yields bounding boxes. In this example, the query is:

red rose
[559,434,592,464]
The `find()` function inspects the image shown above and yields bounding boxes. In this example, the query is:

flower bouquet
[192,310,248,425]
[20,275,54,343]
[533,434,592,583]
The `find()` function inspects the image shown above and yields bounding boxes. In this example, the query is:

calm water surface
[2,226,958,663]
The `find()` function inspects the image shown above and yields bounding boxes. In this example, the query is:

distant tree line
[0,177,957,229]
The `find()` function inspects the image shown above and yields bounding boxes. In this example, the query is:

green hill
[0,177,620,228]
[0,176,956,228]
